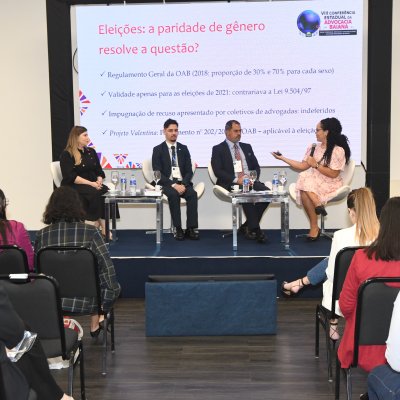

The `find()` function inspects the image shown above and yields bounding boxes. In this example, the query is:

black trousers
[242,181,270,231]
[162,185,198,229]
[16,337,64,400]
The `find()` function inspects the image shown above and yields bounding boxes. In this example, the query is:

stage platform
[109,229,331,298]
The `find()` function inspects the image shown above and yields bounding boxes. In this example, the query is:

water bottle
[129,174,137,195]
[272,173,279,193]
[242,174,250,193]
[120,172,127,193]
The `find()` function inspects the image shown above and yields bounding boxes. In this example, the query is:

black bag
[0,344,30,400]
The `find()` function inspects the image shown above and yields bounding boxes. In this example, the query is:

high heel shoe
[315,205,327,216]
[307,228,321,242]
[280,278,305,298]
[90,325,103,338]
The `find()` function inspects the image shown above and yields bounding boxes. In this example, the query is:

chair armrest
[213,185,232,203]
[194,182,205,199]
[329,185,351,203]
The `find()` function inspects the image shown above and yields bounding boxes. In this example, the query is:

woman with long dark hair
[272,117,351,240]
[338,196,400,372]
[0,189,34,270]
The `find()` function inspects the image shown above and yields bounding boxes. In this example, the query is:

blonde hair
[64,126,87,165]
[347,187,380,245]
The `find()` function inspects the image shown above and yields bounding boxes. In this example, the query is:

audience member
[211,120,269,243]
[272,117,351,240]
[367,291,400,399]
[34,186,121,337]
[0,283,74,400]
[281,187,379,340]
[0,188,34,270]
[152,118,199,241]
[338,197,400,372]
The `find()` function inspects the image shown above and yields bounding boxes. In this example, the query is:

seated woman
[367,291,400,399]
[338,196,400,373]
[272,117,351,240]
[281,187,379,340]
[0,188,34,270]
[34,186,121,336]
[0,283,73,400]
[60,125,111,236]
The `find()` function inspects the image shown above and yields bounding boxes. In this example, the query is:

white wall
[0,0,53,230]
[0,0,391,231]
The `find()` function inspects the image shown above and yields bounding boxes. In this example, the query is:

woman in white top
[281,187,379,339]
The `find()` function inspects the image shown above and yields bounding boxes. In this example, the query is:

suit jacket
[152,141,193,187]
[211,141,261,190]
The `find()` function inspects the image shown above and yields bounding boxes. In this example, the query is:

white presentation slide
[74,0,365,168]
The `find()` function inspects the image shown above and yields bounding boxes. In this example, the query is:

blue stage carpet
[109,230,332,298]
[108,229,331,258]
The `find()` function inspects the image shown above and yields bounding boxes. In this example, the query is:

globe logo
[297,10,320,37]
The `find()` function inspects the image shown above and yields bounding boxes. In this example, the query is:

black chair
[335,277,400,400]
[315,246,366,382]
[0,245,30,274]
[36,246,115,376]
[0,273,86,399]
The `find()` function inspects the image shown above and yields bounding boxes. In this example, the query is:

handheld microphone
[310,143,316,157]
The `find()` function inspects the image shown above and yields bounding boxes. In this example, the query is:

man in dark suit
[211,120,269,243]
[152,119,199,240]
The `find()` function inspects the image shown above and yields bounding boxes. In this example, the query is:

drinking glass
[278,170,287,191]
[154,170,161,186]
[111,171,119,192]
[249,170,257,192]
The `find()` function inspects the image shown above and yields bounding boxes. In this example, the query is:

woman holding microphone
[272,117,351,240]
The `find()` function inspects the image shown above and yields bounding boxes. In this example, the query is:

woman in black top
[60,126,110,233]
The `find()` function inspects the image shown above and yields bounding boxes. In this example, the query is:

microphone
[310,143,316,157]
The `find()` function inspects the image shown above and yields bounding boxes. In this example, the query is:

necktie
[234,144,244,178]
[171,146,177,167]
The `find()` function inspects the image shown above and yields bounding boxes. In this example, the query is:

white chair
[288,159,356,239]
[50,161,62,187]
[207,162,244,235]
[142,159,205,233]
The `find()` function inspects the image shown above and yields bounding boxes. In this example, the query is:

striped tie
[234,144,244,178]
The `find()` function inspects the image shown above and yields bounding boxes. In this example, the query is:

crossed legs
[300,190,322,237]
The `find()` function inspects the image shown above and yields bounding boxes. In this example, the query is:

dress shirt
[386,292,400,371]
[225,139,249,182]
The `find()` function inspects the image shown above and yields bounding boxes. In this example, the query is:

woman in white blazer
[281,187,379,339]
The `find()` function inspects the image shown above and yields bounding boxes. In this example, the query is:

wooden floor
[54,299,368,400]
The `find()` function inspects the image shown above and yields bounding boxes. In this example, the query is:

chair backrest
[330,246,366,316]
[142,159,197,184]
[0,274,69,358]
[0,245,29,274]
[50,161,63,187]
[208,162,217,185]
[353,277,400,366]
[36,246,102,314]
[342,159,355,186]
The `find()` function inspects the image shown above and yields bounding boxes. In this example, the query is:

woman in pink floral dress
[272,117,351,240]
